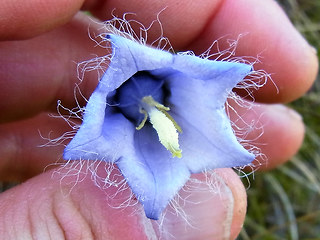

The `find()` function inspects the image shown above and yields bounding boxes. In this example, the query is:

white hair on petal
[43,12,272,235]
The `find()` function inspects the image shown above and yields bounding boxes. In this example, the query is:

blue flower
[63,34,255,220]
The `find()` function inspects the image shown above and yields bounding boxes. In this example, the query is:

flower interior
[109,71,182,158]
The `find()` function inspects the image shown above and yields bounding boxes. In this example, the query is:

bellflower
[64,34,255,220]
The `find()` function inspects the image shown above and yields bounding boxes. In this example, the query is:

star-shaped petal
[64,34,255,220]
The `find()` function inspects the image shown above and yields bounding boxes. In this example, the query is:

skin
[0,0,318,239]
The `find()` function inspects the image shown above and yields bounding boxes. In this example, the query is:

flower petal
[64,111,134,161]
[64,34,175,160]
[102,34,173,88]
[117,125,190,220]
[166,68,254,173]
[172,55,252,99]
[173,54,251,80]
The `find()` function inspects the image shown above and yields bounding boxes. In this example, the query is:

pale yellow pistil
[136,96,182,158]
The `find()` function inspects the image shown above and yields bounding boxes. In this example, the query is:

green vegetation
[239,1,320,239]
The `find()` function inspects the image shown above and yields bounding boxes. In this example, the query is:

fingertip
[188,0,318,103]
[252,104,305,171]
[250,21,318,103]
[157,169,247,239]
[217,169,247,239]
[232,102,305,171]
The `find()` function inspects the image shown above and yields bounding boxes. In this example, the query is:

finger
[88,0,224,48]
[0,13,105,122]
[0,167,149,239]
[0,166,246,239]
[0,0,85,40]
[90,0,318,103]
[158,169,247,239]
[186,0,318,103]
[229,101,305,171]
[0,113,70,181]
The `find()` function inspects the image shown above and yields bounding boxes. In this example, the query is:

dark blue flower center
[112,71,166,125]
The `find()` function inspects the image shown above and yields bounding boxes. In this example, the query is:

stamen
[160,110,182,133]
[142,96,170,111]
[136,109,148,130]
[137,96,182,158]
[148,108,182,158]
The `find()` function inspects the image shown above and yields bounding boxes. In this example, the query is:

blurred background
[239,0,320,239]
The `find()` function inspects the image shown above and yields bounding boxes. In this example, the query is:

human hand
[0,0,317,239]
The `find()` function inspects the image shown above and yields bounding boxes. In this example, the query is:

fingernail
[272,104,303,122]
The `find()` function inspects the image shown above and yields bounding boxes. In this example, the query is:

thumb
[0,166,246,239]
[156,169,247,240]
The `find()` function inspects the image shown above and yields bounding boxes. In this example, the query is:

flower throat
[113,71,182,158]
